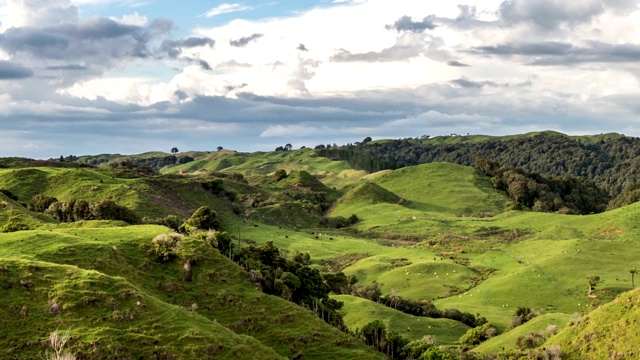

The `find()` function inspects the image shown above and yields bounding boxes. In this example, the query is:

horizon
[1,0,639,158]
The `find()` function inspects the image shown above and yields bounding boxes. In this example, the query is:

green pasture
[333,295,470,345]
[473,313,571,354]
[0,224,381,359]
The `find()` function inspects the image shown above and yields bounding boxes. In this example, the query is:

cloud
[160,37,215,58]
[0,17,173,63]
[229,33,263,47]
[385,15,437,32]
[297,43,309,52]
[216,60,252,69]
[499,0,637,29]
[331,33,424,62]
[472,41,640,65]
[201,3,253,18]
[0,61,33,79]
[447,61,469,67]
[45,64,89,71]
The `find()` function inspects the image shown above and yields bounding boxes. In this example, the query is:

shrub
[0,219,30,233]
[516,332,546,350]
[45,329,76,360]
[29,194,58,212]
[201,179,224,194]
[179,206,219,233]
[459,322,498,348]
[151,233,183,262]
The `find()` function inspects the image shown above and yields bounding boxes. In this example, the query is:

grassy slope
[473,313,571,354]
[0,225,381,360]
[331,163,516,235]
[0,167,239,219]
[161,148,367,189]
[548,288,640,359]
[5,145,640,356]
[334,295,470,345]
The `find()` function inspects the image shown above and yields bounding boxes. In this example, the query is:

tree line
[316,132,640,197]
[317,133,640,212]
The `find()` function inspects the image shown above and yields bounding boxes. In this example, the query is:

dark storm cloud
[386,15,437,32]
[472,41,640,65]
[0,18,173,62]
[0,61,33,79]
[229,33,263,47]
[160,37,215,58]
[447,61,469,67]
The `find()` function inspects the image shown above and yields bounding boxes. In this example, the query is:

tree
[361,320,386,351]
[29,194,58,213]
[211,230,233,258]
[217,146,223,151]
[630,269,637,289]
[402,335,436,359]
[179,206,220,233]
[459,322,497,348]
[285,143,293,151]
[587,275,601,296]
[273,169,287,181]
[362,136,372,143]
[171,147,179,155]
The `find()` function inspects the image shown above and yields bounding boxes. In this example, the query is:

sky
[1,0,640,158]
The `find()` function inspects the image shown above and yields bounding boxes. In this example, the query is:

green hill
[334,295,470,345]
[473,313,571,354]
[4,135,640,358]
[547,288,640,359]
[0,224,381,359]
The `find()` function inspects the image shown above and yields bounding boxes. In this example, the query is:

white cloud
[201,3,253,18]
[1,0,640,157]
[109,12,147,26]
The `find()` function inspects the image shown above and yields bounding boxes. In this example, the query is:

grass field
[473,313,572,354]
[2,147,640,357]
[0,224,381,359]
[334,295,470,345]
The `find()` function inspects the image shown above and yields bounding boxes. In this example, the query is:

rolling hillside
[2,135,640,358]
[0,224,380,359]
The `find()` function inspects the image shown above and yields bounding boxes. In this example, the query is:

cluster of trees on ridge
[316,132,640,200]
[475,157,610,214]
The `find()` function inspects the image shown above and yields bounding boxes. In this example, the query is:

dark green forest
[317,132,640,212]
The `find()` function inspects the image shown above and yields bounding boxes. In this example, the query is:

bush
[151,233,183,262]
[143,215,182,231]
[459,322,498,348]
[29,194,58,212]
[0,219,30,233]
[43,199,139,223]
[516,332,546,350]
[179,206,220,233]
